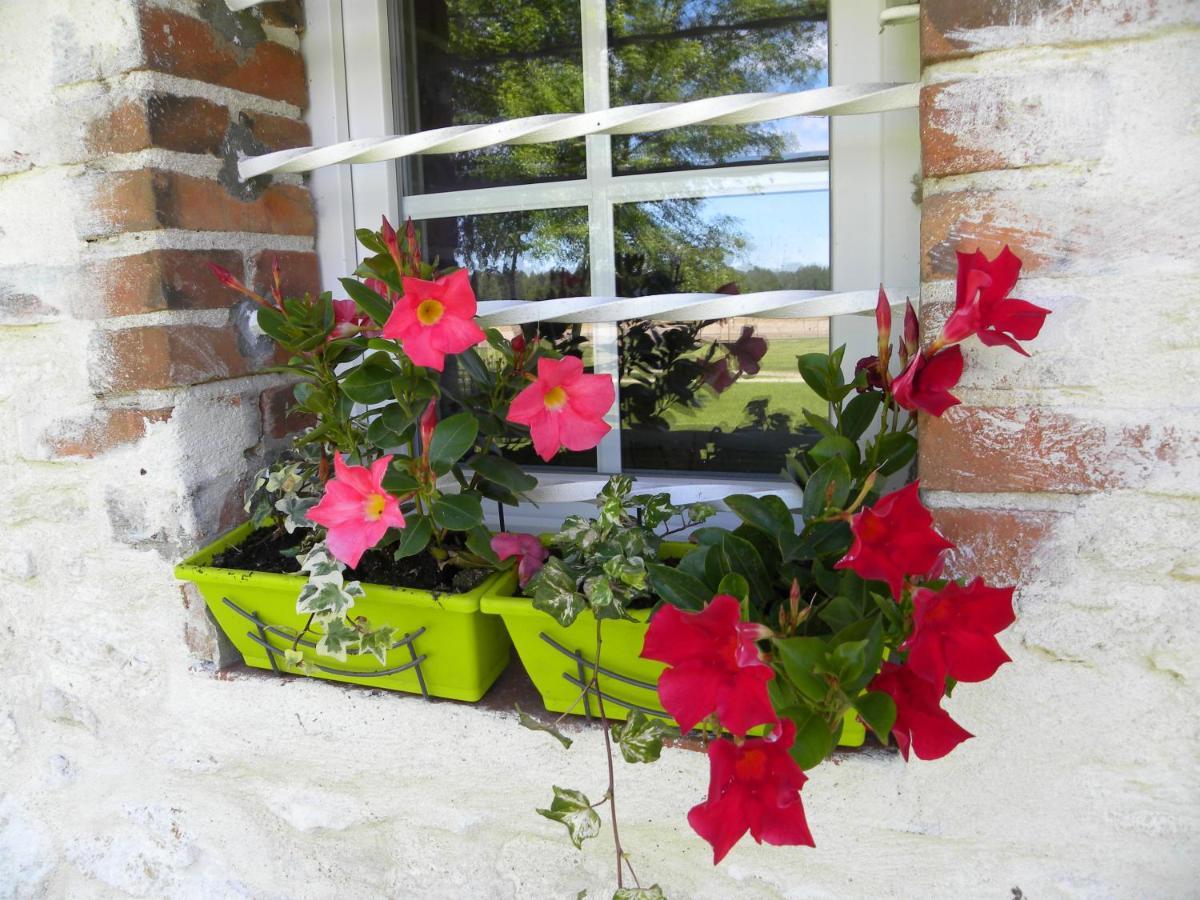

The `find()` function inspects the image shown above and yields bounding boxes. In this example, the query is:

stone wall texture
[0,1,1197,898]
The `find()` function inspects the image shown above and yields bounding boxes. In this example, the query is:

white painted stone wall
[0,2,1197,898]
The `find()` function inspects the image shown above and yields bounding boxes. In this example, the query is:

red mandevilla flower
[724,325,768,376]
[702,357,737,394]
[937,246,1051,356]
[506,356,614,462]
[834,481,954,599]
[490,532,549,588]
[380,269,486,371]
[902,578,1016,686]
[640,594,775,736]
[687,720,815,864]
[891,345,964,417]
[869,661,972,760]
[307,454,407,568]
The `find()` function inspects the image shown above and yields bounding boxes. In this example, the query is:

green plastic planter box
[480,562,866,748]
[176,521,511,702]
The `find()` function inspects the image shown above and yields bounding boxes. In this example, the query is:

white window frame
[301,0,919,515]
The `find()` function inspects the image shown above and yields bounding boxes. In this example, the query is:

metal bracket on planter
[220,597,431,700]
[538,632,669,722]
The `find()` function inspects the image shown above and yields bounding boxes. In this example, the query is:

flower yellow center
[363,493,387,521]
[416,299,444,326]
[543,385,568,410]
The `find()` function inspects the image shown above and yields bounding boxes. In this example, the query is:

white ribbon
[239,82,919,180]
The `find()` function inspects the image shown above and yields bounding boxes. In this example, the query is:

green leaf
[716,572,749,603]
[611,709,667,764]
[528,557,587,627]
[614,885,667,900]
[283,648,304,669]
[357,625,397,665]
[428,413,478,474]
[430,493,484,531]
[853,691,897,742]
[875,431,918,476]
[802,457,853,520]
[584,574,622,619]
[724,494,791,538]
[646,563,710,611]
[315,617,358,662]
[808,434,860,469]
[775,637,831,703]
[783,707,838,770]
[465,525,501,566]
[341,356,400,405]
[841,391,884,442]
[802,410,839,438]
[516,702,573,749]
[797,352,833,401]
[704,532,773,608]
[339,276,391,325]
[355,227,387,254]
[816,594,866,634]
[536,786,601,850]
[469,453,537,493]
[392,517,432,559]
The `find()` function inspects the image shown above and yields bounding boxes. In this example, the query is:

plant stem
[594,618,625,890]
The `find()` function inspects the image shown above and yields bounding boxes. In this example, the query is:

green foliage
[516,703,574,749]
[526,475,713,626]
[537,786,602,850]
[611,710,668,764]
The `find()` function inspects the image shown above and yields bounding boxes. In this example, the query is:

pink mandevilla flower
[330,299,372,340]
[506,356,615,462]
[380,269,486,371]
[490,533,549,588]
[641,594,775,736]
[306,454,407,568]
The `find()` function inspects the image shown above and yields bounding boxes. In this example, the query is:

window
[300,0,917,488]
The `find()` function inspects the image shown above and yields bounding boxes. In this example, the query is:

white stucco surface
[0,1,1198,898]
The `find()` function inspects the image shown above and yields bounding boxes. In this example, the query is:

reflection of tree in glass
[609,0,829,172]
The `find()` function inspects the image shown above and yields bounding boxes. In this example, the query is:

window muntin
[394,0,832,477]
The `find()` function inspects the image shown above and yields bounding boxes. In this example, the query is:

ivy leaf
[516,702,573,749]
[297,580,358,619]
[357,625,397,665]
[528,557,587,627]
[536,786,601,849]
[613,886,667,900]
[316,616,359,662]
[283,648,304,669]
[611,710,667,764]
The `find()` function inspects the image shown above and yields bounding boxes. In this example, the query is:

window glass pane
[403,0,587,193]
[416,208,598,468]
[615,190,830,473]
[608,1,829,175]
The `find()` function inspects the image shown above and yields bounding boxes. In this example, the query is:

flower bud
[875,286,892,382]
[902,299,920,364]
[420,399,438,454]
[853,356,885,392]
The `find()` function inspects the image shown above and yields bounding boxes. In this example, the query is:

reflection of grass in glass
[665,380,826,432]
[755,336,829,374]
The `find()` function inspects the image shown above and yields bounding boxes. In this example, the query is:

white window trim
[300,0,920,521]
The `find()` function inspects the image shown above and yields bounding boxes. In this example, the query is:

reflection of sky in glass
[694,191,829,270]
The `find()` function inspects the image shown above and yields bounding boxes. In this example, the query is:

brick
[930,506,1062,586]
[251,250,320,300]
[240,110,311,153]
[42,407,173,459]
[89,169,315,237]
[257,0,304,29]
[920,189,1062,282]
[919,406,1191,493]
[920,72,1107,179]
[90,325,255,393]
[139,6,307,109]
[82,250,244,318]
[920,0,1199,66]
[259,383,315,439]
[89,94,230,156]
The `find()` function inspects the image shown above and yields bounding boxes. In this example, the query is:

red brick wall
[37,1,319,536]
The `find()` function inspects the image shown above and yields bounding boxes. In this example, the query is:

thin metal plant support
[221,597,432,699]
[538,631,668,720]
